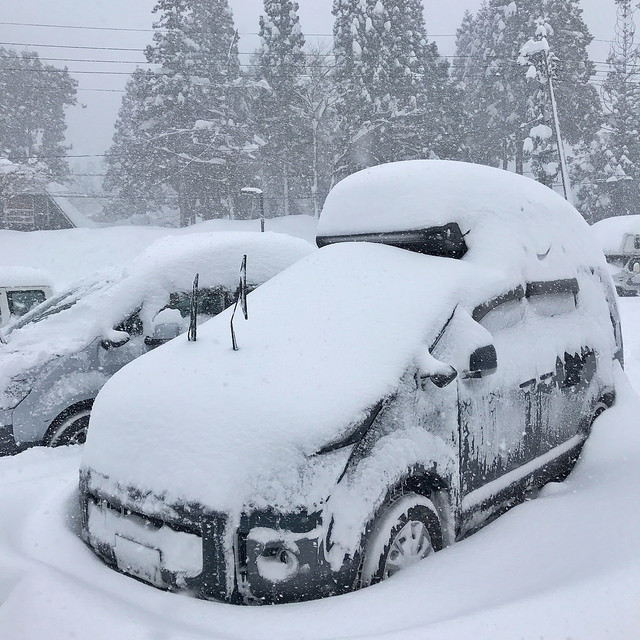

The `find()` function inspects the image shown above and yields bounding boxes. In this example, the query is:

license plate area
[114,534,164,587]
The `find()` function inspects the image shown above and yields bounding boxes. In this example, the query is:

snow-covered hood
[82,242,505,514]
[0,232,313,406]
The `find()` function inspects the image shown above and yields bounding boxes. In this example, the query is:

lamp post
[240,187,264,232]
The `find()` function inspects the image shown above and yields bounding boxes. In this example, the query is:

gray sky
[0,0,617,158]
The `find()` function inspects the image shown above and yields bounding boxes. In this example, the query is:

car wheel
[358,492,442,588]
[45,403,93,447]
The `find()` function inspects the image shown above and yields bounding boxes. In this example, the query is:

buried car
[0,232,313,455]
[591,214,640,296]
[80,160,622,604]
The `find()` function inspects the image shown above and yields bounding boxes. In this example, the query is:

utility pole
[543,50,573,204]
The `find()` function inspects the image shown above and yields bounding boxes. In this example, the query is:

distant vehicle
[0,267,52,325]
[80,160,622,604]
[591,215,640,296]
[0,232,314,455]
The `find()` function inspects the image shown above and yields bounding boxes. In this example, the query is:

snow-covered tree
[104,0,256,225]
[518,18,566,189]
[294,45,338,218]
[455,1,600,175]
[575,0,640,221]
[332,0,458,179]
[254,0,307,216]
[0,48,77,182]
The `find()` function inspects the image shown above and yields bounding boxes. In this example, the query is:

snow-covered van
[591,214,640,296]
[79,161,622,604]
[0,267,53,325]
[0,232,313,455]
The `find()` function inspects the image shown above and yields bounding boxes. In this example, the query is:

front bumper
[80,471,357,604]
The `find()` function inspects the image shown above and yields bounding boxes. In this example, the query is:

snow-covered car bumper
[79,470,356,604]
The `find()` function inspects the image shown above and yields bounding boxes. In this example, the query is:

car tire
[358,492,442,588]
[45,402,93,447]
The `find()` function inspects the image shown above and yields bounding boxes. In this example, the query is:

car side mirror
[430,365,458,388]
[144,321,182,348]
[463,344,497,379]
[101,331,130,350]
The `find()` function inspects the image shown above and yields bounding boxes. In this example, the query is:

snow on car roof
[318,160,604,281]
[591,214,640,255]
[0,265,53,288]
[0,232,313,406]
[83,242,509,513]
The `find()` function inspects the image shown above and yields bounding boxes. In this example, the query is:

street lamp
[240,187,264,232]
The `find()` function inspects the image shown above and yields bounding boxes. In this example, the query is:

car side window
[6,289,47,317]
[526,279,578,317]
[473,286,525,333]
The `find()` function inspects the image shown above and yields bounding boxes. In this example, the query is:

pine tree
[254,0,307,216]
[104,0,255,225]
[575,0,640,221]
[455,0,600,177]
[0,48,77,182]
[295,45,338,218]
[332,0,457,179]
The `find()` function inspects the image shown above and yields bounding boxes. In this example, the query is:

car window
[165,287,235,319]
[526,279,579,317]
[477,298,524,332]
[473,286,525,332]
[115,310,144,336]
[6,289,47,317]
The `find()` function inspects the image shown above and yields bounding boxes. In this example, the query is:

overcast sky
[0,0,618,159]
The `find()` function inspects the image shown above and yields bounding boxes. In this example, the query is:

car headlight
[0,377,32,410]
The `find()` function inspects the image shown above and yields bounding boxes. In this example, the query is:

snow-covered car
[79,160,622,604]
[0,232,313,455]
[591,214,640,296]
[0,267,53,325]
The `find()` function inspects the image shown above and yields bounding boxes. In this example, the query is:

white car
[80,161,621,604]
[591,214,640,295]
[0,232,313,455]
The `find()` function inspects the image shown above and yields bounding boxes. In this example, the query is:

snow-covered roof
[46,183,98,229]
[0,232,313,403]
[0,266,53,288]
[591,215,640,255]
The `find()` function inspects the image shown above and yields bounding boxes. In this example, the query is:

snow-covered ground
[0,222,639,638]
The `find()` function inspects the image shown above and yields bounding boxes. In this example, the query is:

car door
[458,288,553,528]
